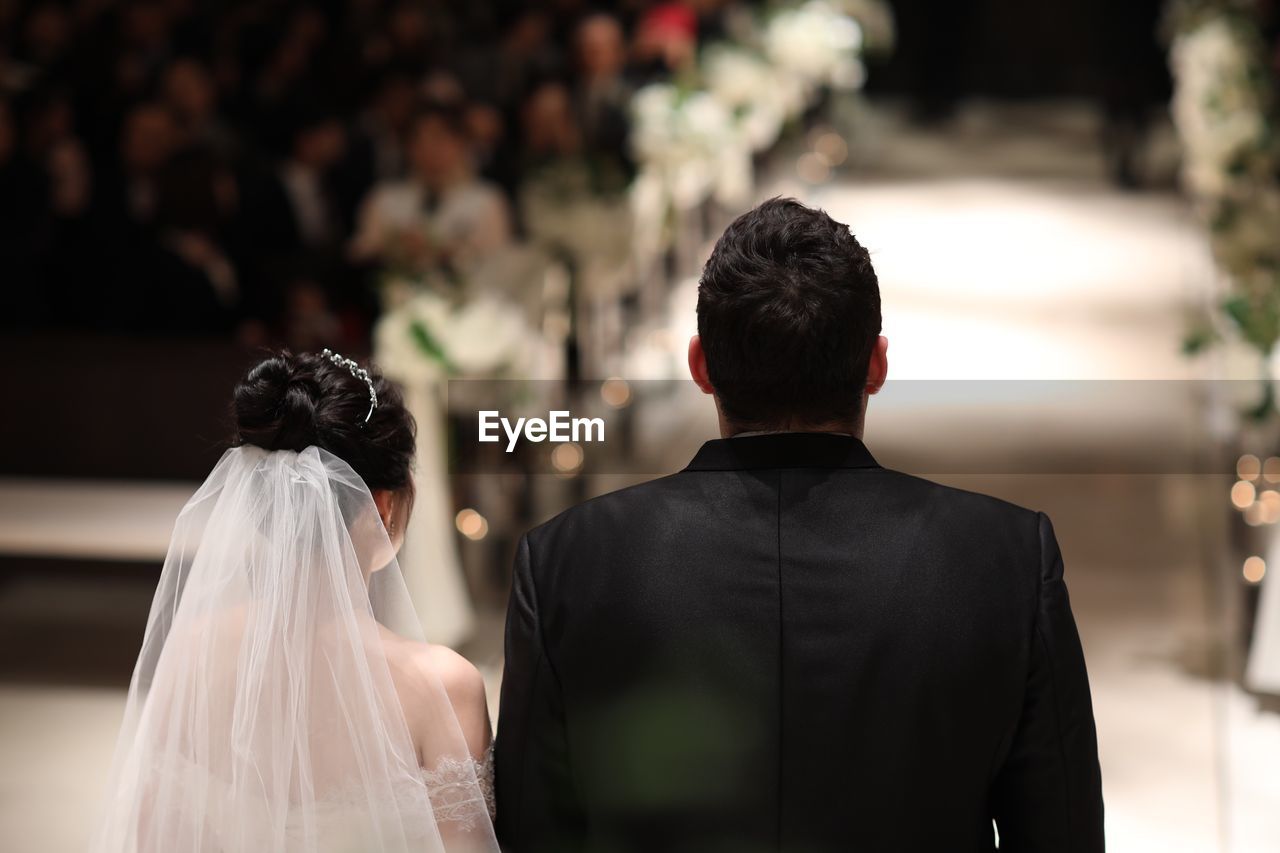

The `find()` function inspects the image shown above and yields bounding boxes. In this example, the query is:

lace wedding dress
[90,446,500,852]
[424,745,496,832]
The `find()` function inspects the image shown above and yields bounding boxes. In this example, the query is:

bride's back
[92,351,498,853]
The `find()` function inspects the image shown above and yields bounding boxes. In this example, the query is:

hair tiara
[321,348,378,424]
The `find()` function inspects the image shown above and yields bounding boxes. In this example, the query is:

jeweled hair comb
[321,348,378,424]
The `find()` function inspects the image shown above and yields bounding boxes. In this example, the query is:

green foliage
[408,319,457,375]
[1244,378,1276,421]
[1223,293,1280,354]
[1182,323,1220,355]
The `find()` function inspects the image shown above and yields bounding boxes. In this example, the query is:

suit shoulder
[871,469,1052,599]
[873,467,1044,529]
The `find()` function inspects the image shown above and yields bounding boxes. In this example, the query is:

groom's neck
[718,416,864,440]
[712,397,868,440]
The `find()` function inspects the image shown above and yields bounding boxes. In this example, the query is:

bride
[91,350,499,852]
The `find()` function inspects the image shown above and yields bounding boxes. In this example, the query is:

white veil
[91,445,499,853]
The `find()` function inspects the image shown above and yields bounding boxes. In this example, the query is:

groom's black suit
[496,432,1104,852]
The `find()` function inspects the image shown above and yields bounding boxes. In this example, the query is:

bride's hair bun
[233,356,318,450]
[232,351,416,492]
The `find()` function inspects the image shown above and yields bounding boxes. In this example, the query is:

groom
[495,198,1105,852]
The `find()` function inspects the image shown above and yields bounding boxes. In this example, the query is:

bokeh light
[1259,490,1280,524]
[1238,454,1262,480]
[796,152,831,184]
[813,131,849,167]
[551,442,584,477]
[454,508,488,541]
[601,378,632,408]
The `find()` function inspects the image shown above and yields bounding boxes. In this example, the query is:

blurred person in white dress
[91,350,498,853]
[354,103,516,647]
[351,104,511,279]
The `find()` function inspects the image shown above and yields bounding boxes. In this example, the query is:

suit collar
[684,432,880,471]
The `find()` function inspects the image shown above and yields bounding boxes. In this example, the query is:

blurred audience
[351,104,511,278]
[0,0,724,349]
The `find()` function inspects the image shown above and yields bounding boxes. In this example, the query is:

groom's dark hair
[697,197,881,429]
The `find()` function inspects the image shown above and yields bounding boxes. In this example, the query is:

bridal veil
[91,445,499,853]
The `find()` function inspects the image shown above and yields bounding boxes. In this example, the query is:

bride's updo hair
[232,351,416,492]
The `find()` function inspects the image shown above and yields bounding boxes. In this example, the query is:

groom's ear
[865,335,889,395]
[688,335,715,395]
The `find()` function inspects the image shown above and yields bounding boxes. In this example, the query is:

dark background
[1,0,1175,482]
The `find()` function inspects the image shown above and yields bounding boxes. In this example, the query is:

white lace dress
[129,748,496,851]
[422,745,496,832]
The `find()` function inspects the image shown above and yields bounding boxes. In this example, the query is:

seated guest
[383,1,438,76]
[573,13,632,166]
[127,148,240,334]
[521,81,581,166]
[160,56,237,160]
[3,85,96,324]
[232,100,349,339]
[98,101,181,234]
[347,69,417,185]
[15,2,75,73]
[492,10,561,110]
[351,104,511,278]
[276,105,348,252]
[234,97,347,261]
[280,275,345,352]
[464,100,507,184]
[513,80,585,222]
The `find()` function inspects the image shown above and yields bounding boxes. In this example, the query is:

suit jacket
[495,433,1104,852]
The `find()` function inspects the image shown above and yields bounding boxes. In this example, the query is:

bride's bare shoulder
[378,627,486,706]
[419,644,487,709]
[407,637,491,753]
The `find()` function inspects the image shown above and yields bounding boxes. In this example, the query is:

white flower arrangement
[1170,14,1270,199]
[627,0,885,234]
[763,0,866,93]
[1169,1,1280,422]
[375,286,533,383]
[703,45,790,151]
[630,84,744,209]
